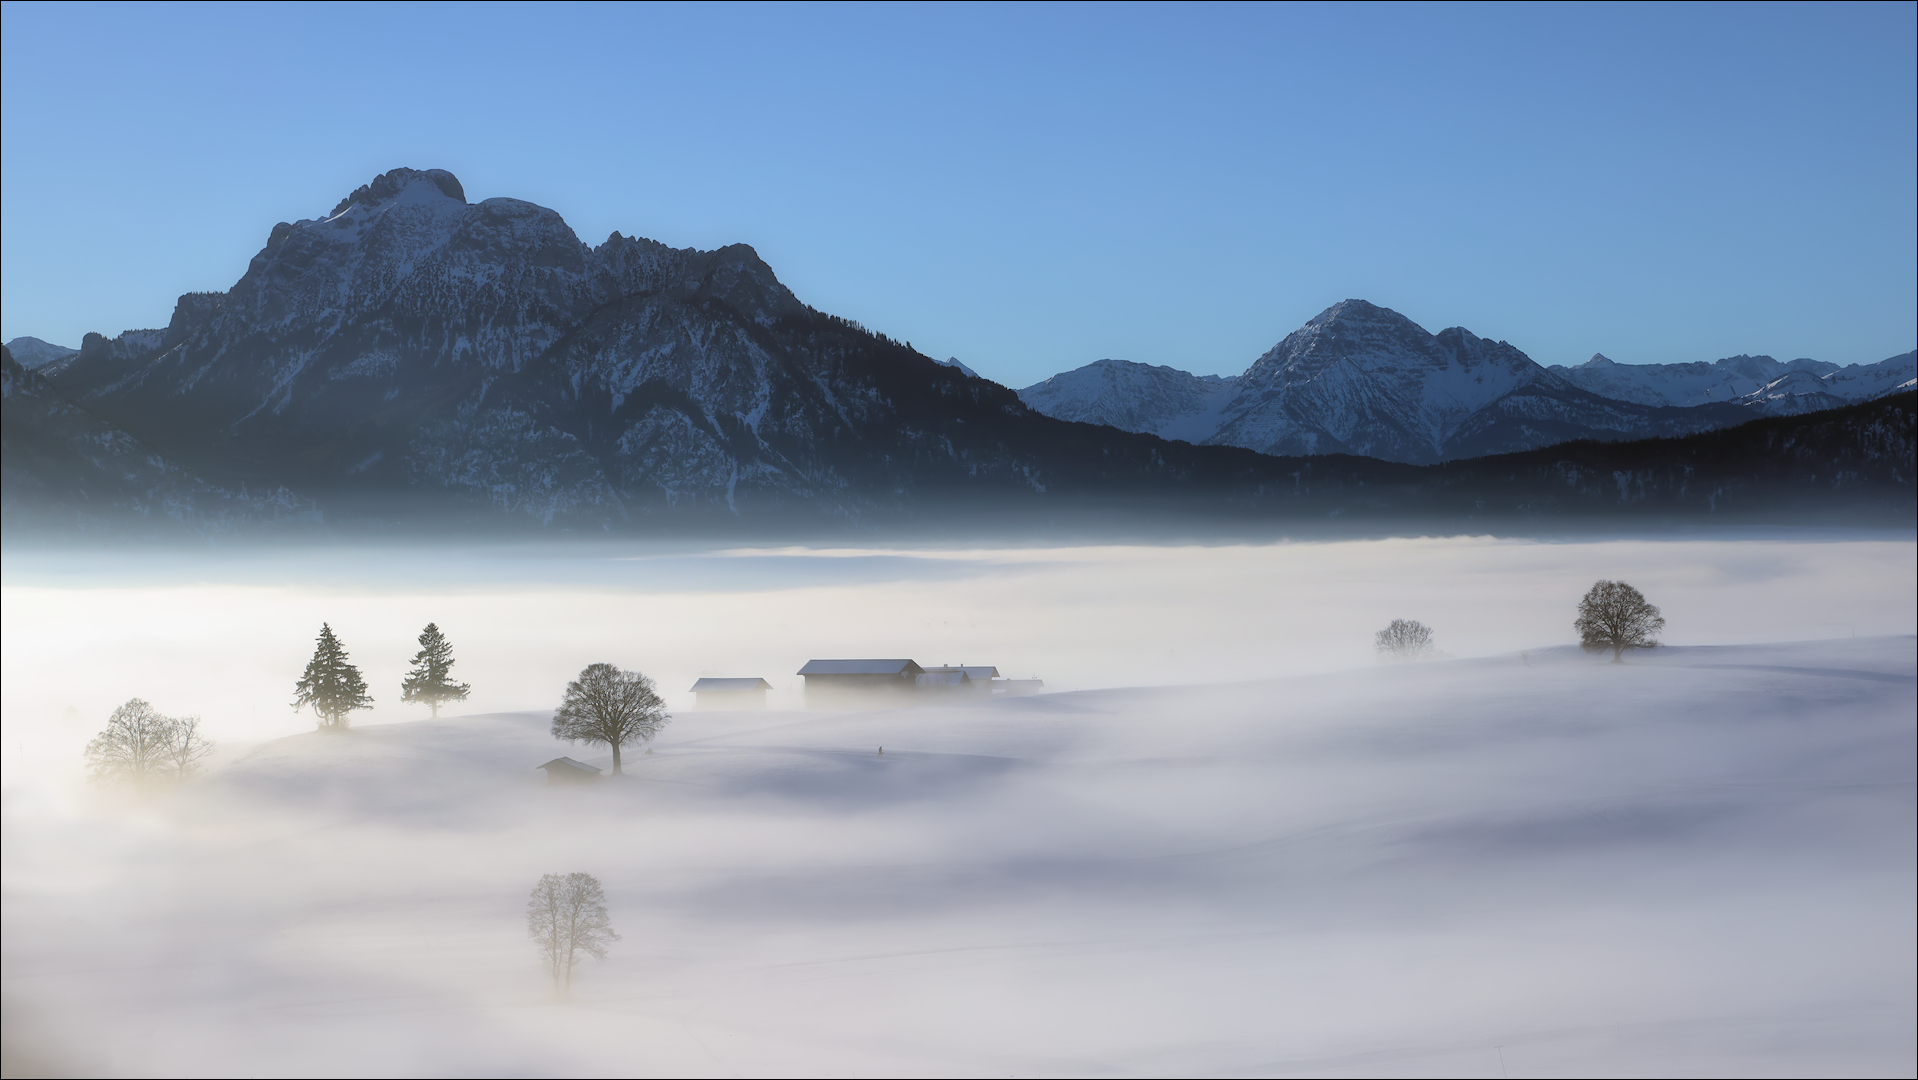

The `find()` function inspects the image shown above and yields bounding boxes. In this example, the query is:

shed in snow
[798,659,924,706]
[690,677,773,709]
[538,757,602,784]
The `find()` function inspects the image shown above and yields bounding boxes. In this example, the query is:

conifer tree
[293,623,373,731]
[401,622,471,718]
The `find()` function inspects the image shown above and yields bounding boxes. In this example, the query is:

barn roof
[538,757,602,775]
[922,665,1000,680]
[797,659,925,676]
[690,677,773,692]
[916,671,971,687]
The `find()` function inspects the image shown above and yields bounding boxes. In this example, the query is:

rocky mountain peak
[327,168,467,218]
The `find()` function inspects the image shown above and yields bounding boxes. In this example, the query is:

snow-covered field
[3,536,1914,1077]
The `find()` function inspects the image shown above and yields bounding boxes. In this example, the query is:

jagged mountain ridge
[1019,301,1764,464]
[1550,351,1916,413]
[36,167,1347,526]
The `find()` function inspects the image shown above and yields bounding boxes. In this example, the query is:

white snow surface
[3,538,1914,1077]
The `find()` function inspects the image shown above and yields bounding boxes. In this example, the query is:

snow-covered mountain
[1021,301,1755,464]
[1017,360,1240,444]
[4,336,78,371]
[1550,351,1916,414]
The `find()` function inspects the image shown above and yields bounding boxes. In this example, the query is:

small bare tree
[551,664,669,775]
[1575,580,1665,662]
[161,714,216,780]
[1374,619,1436,662]
[527,871,620,994]
[85,699,215,794]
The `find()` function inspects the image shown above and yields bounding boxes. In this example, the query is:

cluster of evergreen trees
[294,622,471,731]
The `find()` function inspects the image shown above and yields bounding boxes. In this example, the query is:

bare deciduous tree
[161,714,215,780]
[1575,579,1665,662]
[85,699,215,794]
[1374,619,1436,661]
[551,664,669,775]
[526,871,620,994]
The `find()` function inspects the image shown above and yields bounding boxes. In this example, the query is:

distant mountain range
[1017,301,1915,464]
[2,167,1912,534]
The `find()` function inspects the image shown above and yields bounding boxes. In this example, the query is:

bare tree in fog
[527,872,620,994]
[1374,619,1436,661]
[161,714,215,779]
[85,699,214,794]
[1576,580,1665,662]
[401,622,470,718]
[292,623,373,731]
[551,664,669,775]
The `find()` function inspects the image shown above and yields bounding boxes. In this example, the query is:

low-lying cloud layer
[3,535,1914,1075]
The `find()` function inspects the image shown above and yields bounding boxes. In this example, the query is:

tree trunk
[611,743,622,775]
[431,701,439,719]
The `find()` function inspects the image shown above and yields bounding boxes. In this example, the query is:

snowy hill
[5,637,1912,1075]
[1550,350,1917,414]
[1021,301,1757,463]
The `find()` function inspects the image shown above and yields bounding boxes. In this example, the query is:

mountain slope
[1,347,312,533]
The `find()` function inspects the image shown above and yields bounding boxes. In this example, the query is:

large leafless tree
[526,872,620,994]
[1575,580,1665,662]
[85,699,215,795]
[551,663,669,775]
[1374,618,1436,661]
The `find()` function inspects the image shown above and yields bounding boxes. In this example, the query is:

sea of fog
[2,532,1914,770]
[3,532,1914,1076]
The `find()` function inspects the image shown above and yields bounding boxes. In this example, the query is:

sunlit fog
[4,534,1913,1075]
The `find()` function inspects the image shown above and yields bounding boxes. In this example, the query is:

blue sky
[2,1,1912,384]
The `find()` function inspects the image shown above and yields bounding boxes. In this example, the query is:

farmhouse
[798,659,924,706]
[537,757,601,784]
[690,677,773,709]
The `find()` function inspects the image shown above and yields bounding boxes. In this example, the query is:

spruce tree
[293,623,373,731]
[401,622,471,718]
